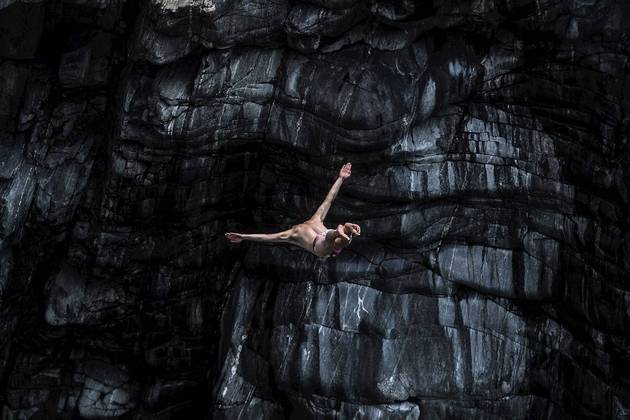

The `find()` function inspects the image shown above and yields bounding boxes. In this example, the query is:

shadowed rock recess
[0,0,629,418]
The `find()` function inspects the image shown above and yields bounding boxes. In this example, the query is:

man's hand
[225,232,244,243]
[339,162,352,179]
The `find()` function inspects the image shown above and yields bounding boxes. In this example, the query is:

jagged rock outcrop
[0,0,629,418]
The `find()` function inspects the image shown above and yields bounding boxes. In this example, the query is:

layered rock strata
[0,0,628,418]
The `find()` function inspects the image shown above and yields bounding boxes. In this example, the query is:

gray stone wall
[0,0,628,418]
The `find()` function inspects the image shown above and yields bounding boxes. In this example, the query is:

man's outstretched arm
[310,162,351,222]
[225,229,294,244]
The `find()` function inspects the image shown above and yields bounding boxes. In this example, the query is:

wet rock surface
[0,0,629,418]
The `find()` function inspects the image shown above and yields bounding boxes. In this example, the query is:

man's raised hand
[339,162,352,179]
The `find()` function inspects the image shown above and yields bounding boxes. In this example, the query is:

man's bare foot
[336,225,350,241]
[225,232,244,243]
[344,223,361,236]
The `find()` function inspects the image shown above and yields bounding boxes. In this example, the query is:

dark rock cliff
[0,0,629,418]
